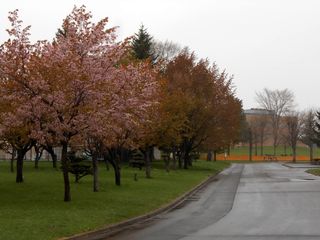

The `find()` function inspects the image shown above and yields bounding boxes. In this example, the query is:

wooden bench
[312,158,320,165]
[263,154,278,161]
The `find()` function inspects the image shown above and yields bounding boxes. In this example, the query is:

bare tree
[252,125,259,156]
[256,88,295,155]
[152,40,181,68]
[258,114,270,155]
[301,110,316,163]
[247,114,270,156]
[247,118,261,156]
[283,111,303,163]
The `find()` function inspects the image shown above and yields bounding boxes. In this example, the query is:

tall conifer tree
[131,25,154,61]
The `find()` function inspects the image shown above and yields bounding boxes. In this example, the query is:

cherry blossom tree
[0,6,240,202]
[28,6,131,201]
[30,7,158,199]
[0,6,161,200]
[0,10,36,183]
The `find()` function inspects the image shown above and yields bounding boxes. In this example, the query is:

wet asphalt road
[110,163,320,240]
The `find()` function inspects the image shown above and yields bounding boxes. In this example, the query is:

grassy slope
[0,160,229,240]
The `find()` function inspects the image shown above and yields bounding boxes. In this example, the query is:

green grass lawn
[230,146,317,156]
[306,168,320,176]
[0,160,229,240]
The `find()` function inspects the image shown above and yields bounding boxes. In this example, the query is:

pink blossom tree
[0,10,36,183]
[0,6,160,201]
[81,60,160,190]
[27,6,129,201]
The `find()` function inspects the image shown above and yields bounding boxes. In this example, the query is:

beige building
[0,147,62,161]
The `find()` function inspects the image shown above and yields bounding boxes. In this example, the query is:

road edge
[63,165,232,240]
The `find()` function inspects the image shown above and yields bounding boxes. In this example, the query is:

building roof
[244,108,274,116]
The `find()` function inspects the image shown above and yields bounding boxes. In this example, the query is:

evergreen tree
[131,25,155,61]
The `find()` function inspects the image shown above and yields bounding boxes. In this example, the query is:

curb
[282,163,320,169]
[64,170,223,240]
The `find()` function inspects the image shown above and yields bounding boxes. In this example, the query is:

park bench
[312,158,320,165]
[263,154,278,161]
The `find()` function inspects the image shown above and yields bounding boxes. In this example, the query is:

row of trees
[245,88,320,163]
[0,6,242,201]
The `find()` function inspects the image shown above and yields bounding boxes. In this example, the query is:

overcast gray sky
[1,0,320,110]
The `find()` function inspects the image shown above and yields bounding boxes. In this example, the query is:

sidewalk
[283,163,320,168]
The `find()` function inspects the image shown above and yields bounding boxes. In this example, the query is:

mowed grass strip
[0,160,229,240]
[306,168,320,176]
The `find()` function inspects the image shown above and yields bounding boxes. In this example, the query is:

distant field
[229,146,316,156]
[201,146,318,161]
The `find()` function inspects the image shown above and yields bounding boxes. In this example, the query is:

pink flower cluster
[0,6,160,150]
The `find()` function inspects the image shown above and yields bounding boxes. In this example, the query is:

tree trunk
[111,160,121,186]
[104,157,109,171]
[75,174,80,183]
[52,153,57,169]
[34,146,43,169]
[10,157,15,173]
[150,147,154,162]
[188,153,193,166]
[284,144,287,156]
[309,144,313,164]
[35,157,39,169]
[180,142,188,169]
[260,137,264,156]
[292,146,296,163]
[254,143,258,156]
[92,152,99,192]
[182,141,192,169]
[172,149,177,170]
[164,152,170,173]
[120,147,129,163]
[16,149,25,183]
[144,147,152,178]
[249,131,253,162]
[47,146,57,169]
[115,164,121,186]
[107,149,121,186]
[183,149,189,169]
[61,142,71,202]
[213,150,217,161]
[177,151,182,169]
[10,148,16,173]
[207,151,212,161]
